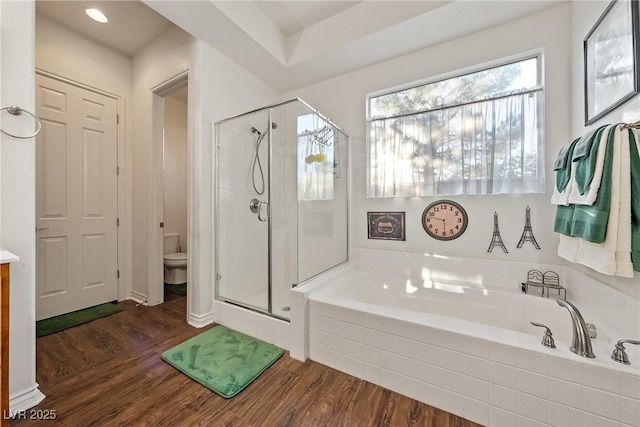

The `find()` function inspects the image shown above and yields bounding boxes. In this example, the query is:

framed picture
[367,212,405,241]
[584,0,640,125]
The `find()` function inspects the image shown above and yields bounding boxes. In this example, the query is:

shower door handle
[249,199,269,222]
[258,201,269,222]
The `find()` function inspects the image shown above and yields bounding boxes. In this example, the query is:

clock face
[421,200,468,241]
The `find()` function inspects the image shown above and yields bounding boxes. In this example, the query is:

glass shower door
[216,110,271,313]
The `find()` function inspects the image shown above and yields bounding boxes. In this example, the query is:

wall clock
[421,200,468,241]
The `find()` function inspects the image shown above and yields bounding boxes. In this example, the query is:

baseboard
[127,290,148,305]
[188,311,214,328]
[10,385,46,412]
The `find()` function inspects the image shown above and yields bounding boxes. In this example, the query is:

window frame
[365,51,545,198]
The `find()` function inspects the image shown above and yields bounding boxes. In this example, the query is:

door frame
[34,69,131,302]
[148,70,191,314]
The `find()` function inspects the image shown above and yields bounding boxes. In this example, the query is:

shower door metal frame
[214,98,350,321]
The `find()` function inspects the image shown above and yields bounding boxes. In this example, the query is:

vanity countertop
[0,249,19,264]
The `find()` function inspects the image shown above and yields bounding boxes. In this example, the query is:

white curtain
[367,91,544,197]
[298,133,334,200]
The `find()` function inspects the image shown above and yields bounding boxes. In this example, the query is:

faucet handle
[531,322,556,348]
[611,339,640,365]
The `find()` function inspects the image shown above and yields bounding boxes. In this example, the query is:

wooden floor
[13,291,481,426]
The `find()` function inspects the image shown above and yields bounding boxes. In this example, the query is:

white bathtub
[301,249,640,427]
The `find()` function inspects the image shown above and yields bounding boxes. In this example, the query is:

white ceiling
[36,0,174,56]
[36,0,565,92]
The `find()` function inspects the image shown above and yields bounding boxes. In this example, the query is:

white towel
[551,168,573,205]
[567,124,613,205]
[557,124,634,277]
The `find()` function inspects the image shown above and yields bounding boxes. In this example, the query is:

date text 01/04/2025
[4,409,57,420]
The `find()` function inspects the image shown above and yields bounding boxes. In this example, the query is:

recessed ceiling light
[85,8,108,24]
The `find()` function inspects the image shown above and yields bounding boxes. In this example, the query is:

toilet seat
[164,252,187,267]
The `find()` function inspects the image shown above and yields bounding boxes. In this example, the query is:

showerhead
[251,126,262,136]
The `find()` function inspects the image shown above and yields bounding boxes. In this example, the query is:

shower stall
[214,98,349,320]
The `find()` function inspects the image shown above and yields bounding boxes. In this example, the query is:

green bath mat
[164,282,187,296]
[161,325,284,398]
[36,303,123,337]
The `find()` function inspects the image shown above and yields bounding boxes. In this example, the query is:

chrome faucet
[556,299,595,358]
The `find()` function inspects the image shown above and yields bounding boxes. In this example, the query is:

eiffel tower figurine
[517,205,541,249]
[487,211,508,253]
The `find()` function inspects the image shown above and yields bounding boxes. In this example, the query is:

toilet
[163,232,187,285]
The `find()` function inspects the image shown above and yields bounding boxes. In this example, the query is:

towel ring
[0,105,42,139]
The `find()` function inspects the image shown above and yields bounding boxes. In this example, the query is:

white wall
[163,96,188,252]
[569,1,640,299]
[285,5,572,273]
[132,26,280,319]
[0,0,45,410]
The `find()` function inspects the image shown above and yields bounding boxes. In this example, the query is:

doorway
[147,71,190,310]
[35,72,119,320]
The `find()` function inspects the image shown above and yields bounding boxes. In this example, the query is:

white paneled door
[35,74,118,320]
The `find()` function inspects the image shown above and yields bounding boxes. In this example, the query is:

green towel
[572,125,607,161]
[573,125,609,195]
[554,137,580,193]
[630,131,640,272]
[554,126,615,243]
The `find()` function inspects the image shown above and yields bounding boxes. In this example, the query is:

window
[366,56,544,197]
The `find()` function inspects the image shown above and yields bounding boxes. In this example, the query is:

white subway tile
[490,342,518,366]
[379,349,419,378]
[418,381,441,408]
[549,377,583,409]
[490,384,517,412]
[517,349,548,374]
[548,402,583,427]
[381,333,420,360]
[583,386,621,421]
[517,392,548,424]
[331,335,350,354]
[417,325,441,345]
[439,348,466,374]
[518,369,548,399]
[583,364,622,394]
[582,411,620,427]
[464,376,489,403]
[347,340,380,366]
[464,397,489,426]
[439,331,468,353]
[464,354,490,381]
[418,342,441,365]
[517,415,547,427]
[622,374,640,399]
[490,361,518,389]
[440,368,465,395]
[416,361,440,386]
[439,389,465,418]
[465,336,490,359]
[548,355,583,383]
[489,405,518,427]
[621,397,640,427]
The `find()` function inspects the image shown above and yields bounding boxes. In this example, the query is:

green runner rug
[161,325,284,398]
[36,303,123,337]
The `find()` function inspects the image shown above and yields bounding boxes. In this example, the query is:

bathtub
[301,249,640,427]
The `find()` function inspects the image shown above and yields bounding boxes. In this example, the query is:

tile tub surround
[301,249,639,426]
